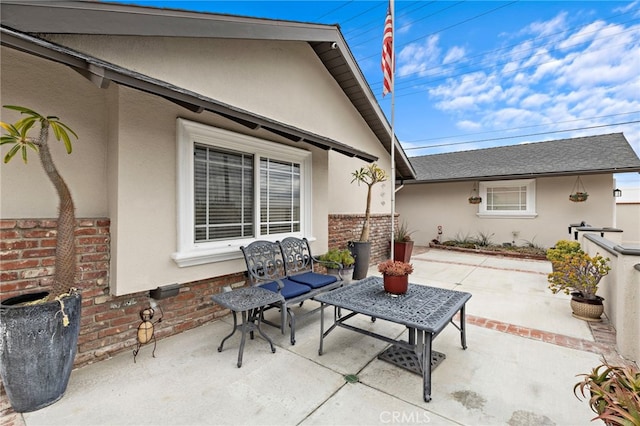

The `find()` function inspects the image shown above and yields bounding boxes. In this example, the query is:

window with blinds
[260,158,301,235]
[175,119,311,266]
[486,185,527,211]
[478,179,537,218]
[194,145,254,242]
[193,146,302,243]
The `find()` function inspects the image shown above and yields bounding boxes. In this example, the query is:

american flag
[381,1,393,97]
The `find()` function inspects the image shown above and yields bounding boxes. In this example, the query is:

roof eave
[1,26,377,163]
[403,168,640,184]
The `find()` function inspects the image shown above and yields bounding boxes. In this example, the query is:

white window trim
[477,179,537,219]
[173,118,312,267]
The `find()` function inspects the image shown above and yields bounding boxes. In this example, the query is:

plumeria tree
[351,163,387,242]
[1,106,78,299]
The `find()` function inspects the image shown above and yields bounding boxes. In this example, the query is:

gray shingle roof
[408,133,640,183]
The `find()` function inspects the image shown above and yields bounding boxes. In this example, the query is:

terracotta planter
[383,274,409,295]
[570,293,604,322]
[393,241,414,263]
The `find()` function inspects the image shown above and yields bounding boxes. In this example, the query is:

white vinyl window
[478,179,537,218]
[173,119,311,267]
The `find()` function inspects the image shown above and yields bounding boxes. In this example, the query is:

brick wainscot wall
[0,218,241,368]
[328,213,397,264]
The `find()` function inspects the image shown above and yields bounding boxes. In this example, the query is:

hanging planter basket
[569,192,589,202]
[468,182,481,204]
[569,176,588,202]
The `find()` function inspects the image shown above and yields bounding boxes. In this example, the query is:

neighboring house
[396,133,640,248]
[0,1,414,365]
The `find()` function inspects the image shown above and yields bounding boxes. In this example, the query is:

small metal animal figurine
[133,305,163,363]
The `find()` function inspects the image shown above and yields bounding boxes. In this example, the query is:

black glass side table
[211,286,284,367]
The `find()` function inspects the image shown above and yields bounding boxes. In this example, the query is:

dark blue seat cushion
[288,272,338,289]
[259,278,311,299]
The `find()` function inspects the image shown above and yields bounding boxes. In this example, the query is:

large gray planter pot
[0,291,82,412]
[348,241,371,280]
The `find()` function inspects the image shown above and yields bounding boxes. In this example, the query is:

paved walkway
[2,248,634,425]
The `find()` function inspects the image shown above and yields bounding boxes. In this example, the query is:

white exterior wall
[616,203,640,244]
[43,36,376,151]
[1,36,388,295]
[396,174,616,249]
[0,48,109,218]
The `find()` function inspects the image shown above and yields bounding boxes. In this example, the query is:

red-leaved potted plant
[378,260,414,295]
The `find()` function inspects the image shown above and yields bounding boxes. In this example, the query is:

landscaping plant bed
[428,241,548,260]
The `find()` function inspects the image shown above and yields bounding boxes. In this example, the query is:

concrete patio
[14,248,628,425]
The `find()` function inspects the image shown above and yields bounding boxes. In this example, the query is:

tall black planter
[0,291,82,412]
[348,241,371,280]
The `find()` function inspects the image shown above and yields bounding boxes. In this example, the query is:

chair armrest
[314,257,343,270]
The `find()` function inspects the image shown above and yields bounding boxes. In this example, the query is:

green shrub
[547,251,610,299]
[546,240,583,264]
[318,248,354,269]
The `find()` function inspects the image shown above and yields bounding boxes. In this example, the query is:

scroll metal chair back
[240,240,286,287]
[279,237,314,276]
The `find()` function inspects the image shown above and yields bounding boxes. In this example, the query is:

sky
[108,0,640,187]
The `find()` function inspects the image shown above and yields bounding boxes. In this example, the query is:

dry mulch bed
[428,242,548,260]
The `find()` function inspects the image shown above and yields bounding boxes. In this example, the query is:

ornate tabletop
[315,276,471,333]
[211,286,284,312]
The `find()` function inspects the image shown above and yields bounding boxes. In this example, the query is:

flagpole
[389,0,396,260]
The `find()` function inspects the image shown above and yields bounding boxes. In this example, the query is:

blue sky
[108,0,640,187]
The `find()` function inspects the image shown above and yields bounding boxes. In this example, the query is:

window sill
[171,246,244,267]
[477,213,538,219]
[172,234,316,267]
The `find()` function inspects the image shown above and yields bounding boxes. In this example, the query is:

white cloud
[424,8,639,157]
[523,12,568,38]
[397,35,441,77]
[614,1,639,15]
[521,93,550,108]
[558,20,606,50]
[489,108,543,128]
[443,46,465,65]
[457,120,482,131]
[435,95,477,111]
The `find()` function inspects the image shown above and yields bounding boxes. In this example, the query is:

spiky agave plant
[1,105,78,300]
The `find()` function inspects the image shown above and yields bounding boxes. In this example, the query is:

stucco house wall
[0,35,390,296]
[616,203,640,244]
[396,174,616,249]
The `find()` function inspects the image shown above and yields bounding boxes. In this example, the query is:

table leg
[237,310,249,368]
[319,302,325,356]
[460,304,467,350]
[422,331,433,402]
[408,327,416,345]
[218,310,238,352]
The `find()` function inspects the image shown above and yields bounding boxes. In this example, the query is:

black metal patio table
[315,276,472,402]
[211,287,284,368]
